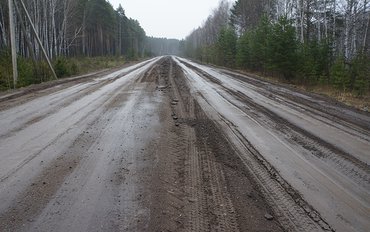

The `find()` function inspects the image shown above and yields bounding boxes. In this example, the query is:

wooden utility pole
[8,0,18,88]
[18,0,58,80]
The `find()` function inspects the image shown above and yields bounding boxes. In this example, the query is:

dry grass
[236,69,369,112]
[308,85,369,111]
[69,56,127,74]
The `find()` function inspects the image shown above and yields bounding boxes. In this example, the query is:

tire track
[0,61,149,140]
[0,79,113,140]
[225,89,370,190]
[0,80,136,232]
[0,59,160,185]
[215,110,331,232]
[221,70,370,133]
[183,60,369,192]
[175,58,332,231]
[169,57,241,232]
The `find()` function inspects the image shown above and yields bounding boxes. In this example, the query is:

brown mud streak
[0,59,151,111]
[192,91,330,231]
[0,57,298,231]
[0,78,117,140]
[169,57,283,231]
[183,59,369,186]
[0,76,137,185]
[224,88,370,184]
[0,79,135,231]
[182,60,369,139]
[221,70,370,132]
[145,57,187,231]
[177,58,335,231]
[191,102,284,232]
[0,160,78,231]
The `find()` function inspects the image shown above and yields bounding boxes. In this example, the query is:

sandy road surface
[0,56,368,232]
[175,57,370,232]
[0,57,280,232]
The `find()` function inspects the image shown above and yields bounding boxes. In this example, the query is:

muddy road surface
[0,57,369,232]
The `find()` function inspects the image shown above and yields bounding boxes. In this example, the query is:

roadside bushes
[0,49,52,89]
[217,27,237,67]
[17,57,40,87]
[236,16,271,73]
[298,40,332,85]
[0,49,12,90]
[235,16,298,80]
[267,17,298,80]
[184,14,369,97]
[330,56,351,91]
[233,17,368,96]
[54,57,79,78]
[0,50,126,90]
[351,54,370,96]
[329,54,370,96]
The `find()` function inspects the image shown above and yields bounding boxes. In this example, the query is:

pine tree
[217,27,237,67]
[250,16,271,73]
[236,32,252,69]
[267,17,298,80]
[352,53,370,96]
[331,56,351,91]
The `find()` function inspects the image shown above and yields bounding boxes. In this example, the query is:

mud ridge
[182,59,369,190]
[171,57,283,232]
[222,70,370,132]
[226,88,370,190]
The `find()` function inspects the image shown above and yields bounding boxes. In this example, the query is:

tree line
[182,0,369,96]
[146,37,180,56]
[0,0,178,89]
[0,0,148,58]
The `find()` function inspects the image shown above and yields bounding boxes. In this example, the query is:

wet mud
[0,56,368,232]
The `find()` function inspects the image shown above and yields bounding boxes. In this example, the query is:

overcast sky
[108,0,228,40]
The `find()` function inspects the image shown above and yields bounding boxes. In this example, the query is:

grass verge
[236,69,369,112]
[0,52,130,91]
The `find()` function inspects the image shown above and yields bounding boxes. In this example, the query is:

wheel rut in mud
[1,57,368,232]
[142,57,283,232]
[0,57,284,232]
[175,57,370,232]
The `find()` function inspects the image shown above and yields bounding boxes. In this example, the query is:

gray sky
[108,0,226,40]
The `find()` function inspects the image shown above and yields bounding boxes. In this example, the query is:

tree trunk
[333,0,336,41]
[59,0,69,56]
[363,0,369,52]
[324,0,328,39]
[352,2,358,56]
[306,0,311,41]
[344,0,353,60]
[300,0,304,42]
[51,0,57,58]
[317,0,321,41]
[0,5,7,47]
[82,8,86,56]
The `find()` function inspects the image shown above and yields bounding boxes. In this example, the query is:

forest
[0,0,369,97]
[0,0,176,89]
[182,0,370,96]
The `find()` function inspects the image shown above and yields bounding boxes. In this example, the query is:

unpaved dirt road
[0,57,369,232]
